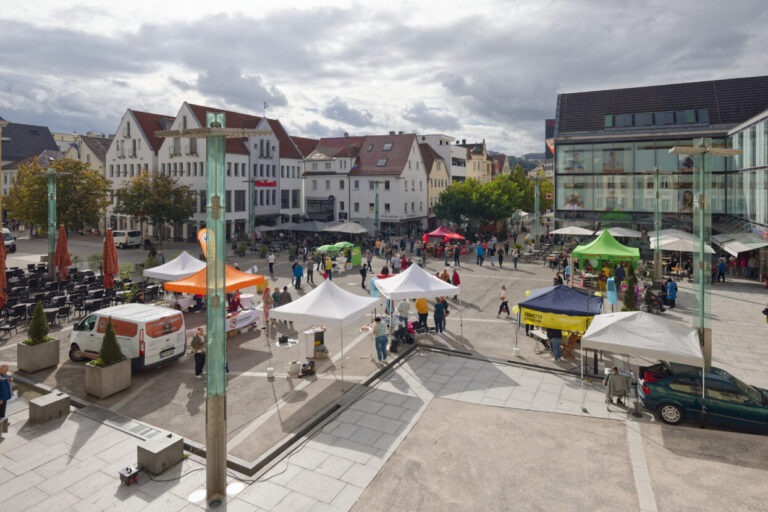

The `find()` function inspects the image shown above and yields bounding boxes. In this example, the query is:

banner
[520,307,593,333]
[351,246,362,267]
[226,309,260,332]
[197,228,209,258]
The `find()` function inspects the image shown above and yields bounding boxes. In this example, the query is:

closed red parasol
[53,225,72,281]
[103,229,119,288]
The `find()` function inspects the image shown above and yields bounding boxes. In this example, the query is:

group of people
[474,238,520,270]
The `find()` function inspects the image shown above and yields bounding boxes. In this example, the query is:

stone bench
[137,433,184,475]
[29,392,70,424]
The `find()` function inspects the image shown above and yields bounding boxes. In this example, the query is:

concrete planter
[85,358,131,399]
[17,338,60,373]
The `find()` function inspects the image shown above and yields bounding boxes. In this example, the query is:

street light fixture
[669,144,740,370]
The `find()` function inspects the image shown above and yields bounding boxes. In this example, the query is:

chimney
[343,131,349,137]
[462,139,466,145]
[398,131,403,134]
[389,131,395,135]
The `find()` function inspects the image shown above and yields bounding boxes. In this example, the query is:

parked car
[638,361,768,433]
[3,228,16,253]
[112,230,142,249]
[68,304,186,370]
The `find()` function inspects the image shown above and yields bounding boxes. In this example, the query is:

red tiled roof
[351,133,416,176]
[130,110,175,152]
[291,136,320,158]
[492,154,507,171]
[308,137,365,160]
[418,143,444,176]
[187,103,302,159]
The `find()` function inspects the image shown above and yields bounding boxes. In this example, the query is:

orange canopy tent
[164,265,265,294]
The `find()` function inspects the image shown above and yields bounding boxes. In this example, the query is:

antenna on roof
[263,101,269,119]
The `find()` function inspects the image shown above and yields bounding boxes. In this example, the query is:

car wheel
[69,344,87,362]
[658,403,684,425]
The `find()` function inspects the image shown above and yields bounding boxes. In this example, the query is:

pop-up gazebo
[143,250,206,281]
[164,265,264,294]
[571,230,640,268]
[427,226,465,240]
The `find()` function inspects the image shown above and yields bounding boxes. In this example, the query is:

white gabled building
[106,109,175,231]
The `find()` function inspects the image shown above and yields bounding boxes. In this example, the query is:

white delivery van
[112,230,142,249]
[68,304,186,370]
[2,228,16,253]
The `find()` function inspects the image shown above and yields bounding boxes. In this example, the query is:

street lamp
[43,158,69,281]
[669,144,740,370]
[531,174,546,253]
[371,180,383,234]
[156,118,270,504]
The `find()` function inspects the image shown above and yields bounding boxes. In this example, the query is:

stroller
[390,326,415,354]
[643,289,665,314]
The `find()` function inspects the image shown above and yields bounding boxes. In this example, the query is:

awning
[712,233,768,257]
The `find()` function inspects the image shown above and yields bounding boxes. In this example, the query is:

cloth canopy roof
[582,311,703,366]
[323,221,369,234]
[163,264,264,294]
[595,227,642,238]
[427,226,465,239]
[373,263,459,300]
[712,233,768,256]
[255,224,282,232]
[551,226,594,236]
[651,236,715,254]
[519,285,603,316]
[270,279,382,329]
[571,231,640,261]
[143,251,206,280]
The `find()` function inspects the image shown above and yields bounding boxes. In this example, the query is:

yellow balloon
[511,305,520,314]
[525,290,531,296]
[594,292,602,297]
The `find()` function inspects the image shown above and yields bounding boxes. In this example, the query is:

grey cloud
[196,65,287,110]
[402,102,460,131]
[322,97,373,126]
[169,78,193,91]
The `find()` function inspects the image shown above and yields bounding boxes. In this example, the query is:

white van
[68,304,186,370]
[2,228,15,253]
[112,230,142,249]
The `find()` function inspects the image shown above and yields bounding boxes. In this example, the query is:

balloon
[525,290,531,296]
[511,305,520,314]
[594,292,602,297]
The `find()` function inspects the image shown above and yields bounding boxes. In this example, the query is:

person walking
[360,264,368,289]
[190,328,206,377]
[415,297,429,330]
[397,300,410,327]
[306,262,314,285]
[278,286,293,326]
[324,256,333,280]
[489,245,496,266]
[666,278,677,308]
[476,243,485,266]
[268,252,276,276]
[293,262,304,289]
[451,269,461,299]
[717,258,727,283]
[498,247,504,268]
[0,364,13,421]
[315,253,322,271]
[433,297,447,335]
[366,250,373,272]
[261,287,274,328]
[504,241,510,256]
[614,263,625,286]
[372,316,388,362]
[453,244,461,267]
[392,253,402,274]
[498,285,510,317]
[512,247,519,270]
[547,327,563,361]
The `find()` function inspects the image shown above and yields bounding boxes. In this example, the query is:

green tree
[433,179,481,225]
[114,171,195,244]
[26,301,50,345]
[4,158,110,234]
[509,164,553,212]
[622,264,638,311]
[98,318,125,366]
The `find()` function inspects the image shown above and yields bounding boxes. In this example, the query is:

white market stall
[580,311,705,415]
[270,280,382,386]
[142,250,206,280]
[594,227,642,238]
[373,263,462,335]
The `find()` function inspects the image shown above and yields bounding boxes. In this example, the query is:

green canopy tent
[571,231,640,270]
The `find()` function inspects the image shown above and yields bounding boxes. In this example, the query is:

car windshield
[3,233,12,241]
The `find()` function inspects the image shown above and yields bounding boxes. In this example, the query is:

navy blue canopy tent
[518,284,603,331]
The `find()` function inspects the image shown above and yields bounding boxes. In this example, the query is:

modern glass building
[553,76,768,232]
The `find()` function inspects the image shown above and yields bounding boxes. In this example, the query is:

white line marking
[626,421,658,512]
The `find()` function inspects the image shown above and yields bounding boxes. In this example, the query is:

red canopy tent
[427,226,465,240]
[54,226,72,281]
[103,229,119,288]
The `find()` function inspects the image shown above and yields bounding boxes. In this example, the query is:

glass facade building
[728,114,768,228]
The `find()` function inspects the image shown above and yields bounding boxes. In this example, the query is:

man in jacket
[278,286,294,327]
[293,262,304,290]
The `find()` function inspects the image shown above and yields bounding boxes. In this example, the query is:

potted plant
[84,318,131,398]
[260,245,269,259]
[17,301,59,372]
[237,243,247,257]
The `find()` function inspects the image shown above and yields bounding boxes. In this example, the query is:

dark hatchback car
[638,362,768,433]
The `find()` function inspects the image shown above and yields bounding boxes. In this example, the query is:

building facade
[62,135,112,175]
[419,142,449,229]
[553,76,768,232]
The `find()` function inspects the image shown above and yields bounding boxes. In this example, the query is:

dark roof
[187,103,302,158]
[491,154,507,172]
[291,136,319,158]
[557,75,768,134]
[352,133,416,176]
[130,110,175,152]
[79,135,112,163]
[418,143,444,176]
[1,122,58,162]
[2,149,63,170]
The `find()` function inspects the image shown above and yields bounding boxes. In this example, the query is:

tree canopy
[4,158,110,233]
[509,164,553,212]
[113,171,195,242]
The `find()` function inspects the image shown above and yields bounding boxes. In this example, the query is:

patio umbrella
[103,229,119,288]
[316,245,339,252]
[334,241,354,250]
[53,225,72,281]
[550,226,595,236]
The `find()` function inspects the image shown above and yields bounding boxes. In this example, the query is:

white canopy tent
[651,237,715,254]
[551,226,595,236]
[595,227,642,238]
[374,264,463,335]
[580,311,705,414]
[142,250,206,280]
[270,280,382,386]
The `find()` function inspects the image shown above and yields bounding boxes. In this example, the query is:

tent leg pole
[341,330,345,392]
[581,349,587,413]
[459,297,463,338]
[700,368,706,428]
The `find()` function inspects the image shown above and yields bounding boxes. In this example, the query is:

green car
[638,362,768,433]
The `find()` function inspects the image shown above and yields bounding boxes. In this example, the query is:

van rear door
[143,314,185,367]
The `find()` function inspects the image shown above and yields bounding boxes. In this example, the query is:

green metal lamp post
[156,117,270,504]
[44,158,69,281]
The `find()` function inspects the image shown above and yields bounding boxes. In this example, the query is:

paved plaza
[1,235,768,510]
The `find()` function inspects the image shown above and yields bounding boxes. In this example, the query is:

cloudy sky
[1,0,767,155]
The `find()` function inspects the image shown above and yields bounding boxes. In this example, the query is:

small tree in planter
[85,318,131,398]
[622,264,638,311]
[260,245,269,259]
[17,301,60,372]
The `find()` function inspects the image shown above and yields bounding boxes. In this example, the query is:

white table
[226,309,260,332]
[176,295,195,311]
[240,293,254,308]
